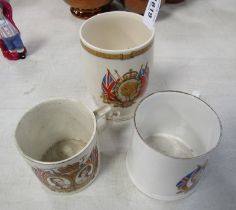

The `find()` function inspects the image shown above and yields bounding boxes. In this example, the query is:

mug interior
[15,100,96,163]
[135,91,222,158]
[80,11,154,51]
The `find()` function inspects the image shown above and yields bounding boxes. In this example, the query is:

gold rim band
[80,40,153,60]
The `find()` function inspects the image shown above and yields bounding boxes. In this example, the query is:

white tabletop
[0,0,236,209]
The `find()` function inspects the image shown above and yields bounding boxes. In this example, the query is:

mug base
[126,156,199,201]
[70,4,111,19]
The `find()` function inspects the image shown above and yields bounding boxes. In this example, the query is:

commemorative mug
[126,91,222,200]
[80,11,155,120]
[15,99,111,193]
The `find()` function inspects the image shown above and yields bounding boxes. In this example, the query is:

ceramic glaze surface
[41,139,87,162]
[126,91,222,200]
[145,134,194,158]
[32,145,99,192]
[15,100,96,161]
[135,92,221,157]
[15,99,110,193]
[80,11,154,120]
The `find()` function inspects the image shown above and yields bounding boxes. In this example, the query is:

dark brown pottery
[122,0,165,15]
[166,0,184,4]
[64,0,112,19]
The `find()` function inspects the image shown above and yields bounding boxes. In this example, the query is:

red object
[102,70,118,101]
[0,40,19,60]
[0,0,27,60]
[0,0,19,31]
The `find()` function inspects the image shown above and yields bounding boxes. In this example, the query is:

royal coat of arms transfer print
[101,63,149,108]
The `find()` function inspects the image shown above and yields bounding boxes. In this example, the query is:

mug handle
[93,105,112,120]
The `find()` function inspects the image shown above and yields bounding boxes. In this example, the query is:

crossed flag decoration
[101,63,149,101]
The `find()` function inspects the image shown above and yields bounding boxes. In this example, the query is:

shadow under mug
[15,99,111,193]
[80,11,155,121]
[126,91,222,200]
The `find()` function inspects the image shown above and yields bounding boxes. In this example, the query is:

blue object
[2,33,24,51]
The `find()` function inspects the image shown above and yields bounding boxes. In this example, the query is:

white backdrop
[0,0,235,209]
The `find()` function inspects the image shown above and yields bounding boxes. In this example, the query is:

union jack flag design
[138,63,149,96]
[102,69,117,101]
[176,168,199,189]
[176,161,207,194]
[137,66,145,79]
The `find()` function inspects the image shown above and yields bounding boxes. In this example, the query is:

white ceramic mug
[126,91,222,200]
[80,11,155,120]
[15,99,111,193]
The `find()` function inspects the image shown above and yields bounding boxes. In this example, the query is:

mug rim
[79,11,155,56]
[133,91,223,160]
[14,98,97,165]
